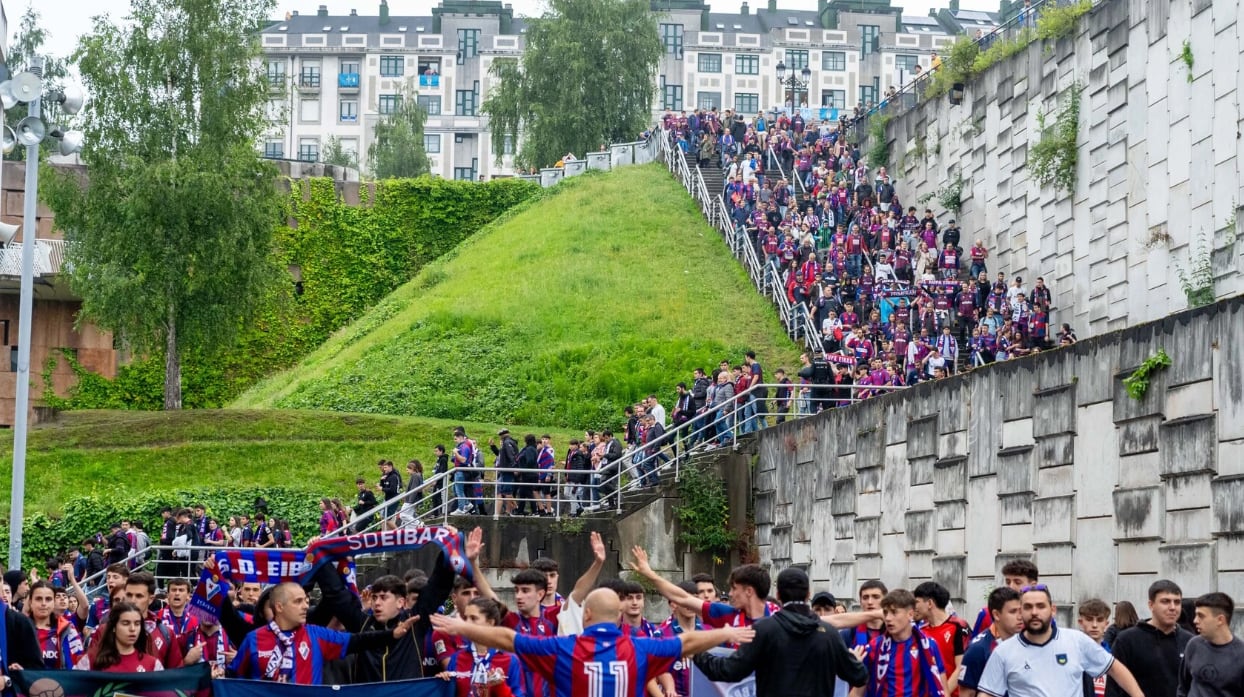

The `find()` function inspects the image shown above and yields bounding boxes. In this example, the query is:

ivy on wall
[44,177,541,410]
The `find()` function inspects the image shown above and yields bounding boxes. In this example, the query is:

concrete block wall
[878,0,1244,339]
[755,295,1244,629]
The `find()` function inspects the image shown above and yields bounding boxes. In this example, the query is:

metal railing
[72,544,259,595]
[339,379,907,531]
[855,0,1091,132]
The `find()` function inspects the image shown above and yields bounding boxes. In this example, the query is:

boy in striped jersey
[851,589,947,697]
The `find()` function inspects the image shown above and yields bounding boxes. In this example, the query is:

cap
[497,428,510,436]
[811,591,837,607]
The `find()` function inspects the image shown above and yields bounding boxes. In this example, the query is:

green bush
[0,486,322,570]
[1036,0,1093,42]
[45,176,541,411]
[674,465,740,555]
[1029,81,1083,192]
[866,115,892,169]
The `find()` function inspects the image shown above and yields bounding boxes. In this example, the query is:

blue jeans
[453,470,467,508]
[846,254,862,278]
[715,410,734,442]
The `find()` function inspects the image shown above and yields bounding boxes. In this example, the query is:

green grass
[0,409,580,516]
[233,165,801,429]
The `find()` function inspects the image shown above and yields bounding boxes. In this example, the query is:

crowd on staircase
[662,108,1078,390]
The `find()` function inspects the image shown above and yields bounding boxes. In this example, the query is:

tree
[483,0,660,170]
[6,5,71,160]
[42,0,282,410]
[368,87,430,179]
[322,135,359,169]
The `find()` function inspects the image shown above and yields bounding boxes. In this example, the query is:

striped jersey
[513,622,681,697]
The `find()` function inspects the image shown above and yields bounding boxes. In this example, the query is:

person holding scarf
[850,589,947,697]
[228,582,418,684]
[437,597,526,697]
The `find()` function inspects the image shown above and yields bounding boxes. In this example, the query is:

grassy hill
[1,409,579,517]
[234,164,801,428]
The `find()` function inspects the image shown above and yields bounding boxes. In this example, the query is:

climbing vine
[867,114,892,169]
[1123,349,1172,401]
[1029,81,1083,192]
[44,176,540,409]
[675,465,741,555]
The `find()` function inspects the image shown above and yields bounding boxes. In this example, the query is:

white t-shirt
[557,596,584,636]
[977,627,1113,697]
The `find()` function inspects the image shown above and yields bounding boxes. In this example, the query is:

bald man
[229,583,418,684]
[431,588,754,697]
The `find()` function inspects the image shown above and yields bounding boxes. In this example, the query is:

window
[299,64,320,87]
[378,93,401,115]
[697,53,722,73]
[340,59,360,75]
[822,51,846,71]
[264,141,284,158]
[455,88,478,116]
[735,54,759,75]
[266,99,284,122]
[457,29,480,62]
[417,95,442,115]
[860,84,877,106]
[660,23,683,56]
[895,54,920,72]
[339,99,358,122]
[454,162,477,180]
[299,98,319,122]
[424,133,441,153]
[697,91,721,110]
[298,138,319,162]
[503,135,514,155]
[861,25,880,56]
[734,92,759,114]
[785,50,809,71]
[662,84,683,110]
[266,60,286,87]
[821,90,846,108]
[379,55,404,77]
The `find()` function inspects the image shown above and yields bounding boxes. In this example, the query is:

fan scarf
[189,526,471,624]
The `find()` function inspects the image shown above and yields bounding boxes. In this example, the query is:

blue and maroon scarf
[189,526,471,624]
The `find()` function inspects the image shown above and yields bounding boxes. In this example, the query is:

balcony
[419,74,440,88]
[338,72,360,91]
[298,73,321,92]
[267,75,286,92]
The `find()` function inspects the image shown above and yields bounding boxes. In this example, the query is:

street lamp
[776,60,813,110]
[2,55,86,570]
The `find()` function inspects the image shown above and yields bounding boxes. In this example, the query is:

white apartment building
[260,0,966,177]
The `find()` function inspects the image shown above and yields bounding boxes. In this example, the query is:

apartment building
[260,0,524,179]
[260,0,965,176]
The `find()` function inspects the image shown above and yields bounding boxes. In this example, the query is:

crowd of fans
[662,107,1078,395]
[3,528,1237,697]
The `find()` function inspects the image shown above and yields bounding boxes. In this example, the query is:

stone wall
[877,0,1244,338]
[754,295,1244,627]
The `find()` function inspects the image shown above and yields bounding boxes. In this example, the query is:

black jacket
[567,449,591,484]
[3,606,42,672]
[1105,621,1193,697]
[517,444,539,482]
[84,548,106,577]
[691,377,711,411]
[379,470,403,500]
[319,551,457,681]
[490,436,520,476]
[694,607,868,697]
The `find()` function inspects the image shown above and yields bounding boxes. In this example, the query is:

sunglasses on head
[1021,584,1049,593]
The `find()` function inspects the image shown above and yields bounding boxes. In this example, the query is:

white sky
[36,0,999,60]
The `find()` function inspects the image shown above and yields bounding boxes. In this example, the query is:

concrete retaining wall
[754,295,1244,628]
[877,0,1244,339]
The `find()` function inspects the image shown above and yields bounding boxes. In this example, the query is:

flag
[212,678,452,697]
[12,664,212,697]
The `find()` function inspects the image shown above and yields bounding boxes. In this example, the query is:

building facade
[260,0,975,176]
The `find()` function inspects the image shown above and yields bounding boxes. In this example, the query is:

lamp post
[776,60,812,110]
[1,55,85,569]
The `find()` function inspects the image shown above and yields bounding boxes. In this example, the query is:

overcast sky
[36,0,999,60]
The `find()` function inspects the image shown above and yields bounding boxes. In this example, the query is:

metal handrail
[367,379,908,526]
[72,544,268,593]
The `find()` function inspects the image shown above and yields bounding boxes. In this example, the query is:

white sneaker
[450,508,468,516]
